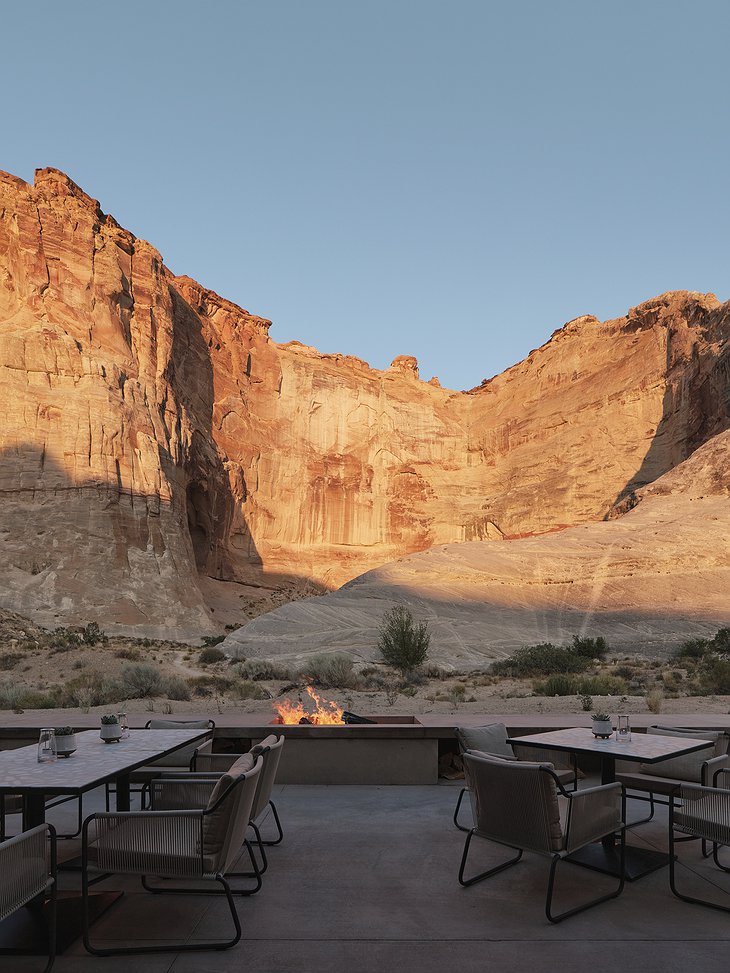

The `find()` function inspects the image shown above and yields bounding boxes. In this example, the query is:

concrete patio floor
[4,780,730,973]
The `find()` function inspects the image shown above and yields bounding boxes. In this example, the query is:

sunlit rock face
[0,167,728,637]
[222,430,730,667]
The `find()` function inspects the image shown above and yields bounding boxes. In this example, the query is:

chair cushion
[639,727,724,782]
[146,720,213,768]
[201,753,255,858]
[457,724,513,759]
[251,734,279,757]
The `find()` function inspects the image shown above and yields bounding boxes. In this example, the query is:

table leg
[115,773,130,811]
[23,793,46,829]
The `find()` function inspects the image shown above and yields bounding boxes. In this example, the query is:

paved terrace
[5,774,730,973]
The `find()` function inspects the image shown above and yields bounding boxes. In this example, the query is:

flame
[273,686,344,725]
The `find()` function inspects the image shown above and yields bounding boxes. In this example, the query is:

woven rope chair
[155,735,285,875]
[669,781,730,911]
[459,752,625,923]
[82,754,262,955]
[452,724,578,832]
[0,823,57,972]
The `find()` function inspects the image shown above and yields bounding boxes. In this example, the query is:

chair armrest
[0,823,56,914]
[83,810,205,875]
[192,752,241,773]
[150,777,219,811]
[714,765,730,787]
[702,754,730,785]
[563,782,623,853]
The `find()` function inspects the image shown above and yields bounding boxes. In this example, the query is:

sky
[1,0,729,391]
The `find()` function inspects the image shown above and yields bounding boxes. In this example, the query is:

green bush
[696,656,730,695]
[163,676,192,701]
[201,635,225,647]
[237,680,269,700]
[236,659,291,681]
[119,663,167,699]
[576,674,628,696]
[571,635,608,660]
[378,606,430,674]
[533,674,579,696]
[81,622,106,645]
[301,654,360,689]
[199,646,226,665]
[491,643,589,677]
[674,638,710,660]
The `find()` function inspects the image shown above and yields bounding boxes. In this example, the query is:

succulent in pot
[100,714,122,743]
[53,726,77,757]
[591,712,613,738]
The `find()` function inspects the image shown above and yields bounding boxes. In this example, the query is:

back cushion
[147,720,213,768]
[201,753,255,857]
[457,724,513,758]
[251,734,279,757]
[640,727,725,782]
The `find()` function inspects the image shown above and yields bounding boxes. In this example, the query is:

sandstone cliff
[0,167,728,637]
[223,429,730,667]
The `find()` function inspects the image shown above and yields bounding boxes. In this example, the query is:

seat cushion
[639,728,722,782]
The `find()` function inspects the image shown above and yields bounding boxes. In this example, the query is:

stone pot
[591,718,613,738]
[54,732,77,757]
[100,723,122,743]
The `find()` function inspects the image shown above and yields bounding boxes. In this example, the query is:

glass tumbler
[616,715,631,742]
[117,711,129,739]
[37,727,57,762]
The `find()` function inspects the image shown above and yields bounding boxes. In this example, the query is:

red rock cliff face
[0,168,728,636]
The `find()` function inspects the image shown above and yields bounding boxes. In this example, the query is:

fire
[273,686,344,725]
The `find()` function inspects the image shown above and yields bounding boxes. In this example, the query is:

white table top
[508,726,714,764]
[0,728,209,793]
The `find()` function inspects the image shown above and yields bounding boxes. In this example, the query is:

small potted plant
[100,714,122,743]
[591,711,613,739]
[53,726,77,757]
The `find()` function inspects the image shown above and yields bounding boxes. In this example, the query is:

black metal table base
[567,843,671,882]
[0,890,122,955]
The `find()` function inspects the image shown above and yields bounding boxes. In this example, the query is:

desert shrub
[696,656,730,695]
[361,670,390,691]
[579,693,593,711]
[421,663,450,680]
[0,653,22,671]
[645,687,664,713]
[187,675,237,697]
[571,635,608,660]
[237,680,270,700]
[57,673,123,707]
[491,643,589,677]
[199,646,226,665]
[576,674,628,696]
[163,676,192,700]
[0,683,26,710]
[49,627,82,650]
[710,628,730,652]
[81,622,106,645]
[613,665,635,680]
[119,663,167,699]
[300,654,360,689]
[236,659,291,681]
[201,635,225,647]
[377,606,430,675]
[674,638,710,660]
[533,674,579,696]
[115,647,141,661]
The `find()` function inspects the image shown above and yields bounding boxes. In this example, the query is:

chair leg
[259,799,284,845]
[545,833,625,923]
[458,829,523,887]
[669,823,730,912]
[84,869,241,954]
[623,790,656,828]
[453,788,471,833]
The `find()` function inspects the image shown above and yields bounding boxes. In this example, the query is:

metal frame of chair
[458,751,625,923]
[82,755,262,955]
[0,823,57,972]
[669,781,730,912]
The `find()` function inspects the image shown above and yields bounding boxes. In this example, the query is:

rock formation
[222,429,730,667]
[0,167,728,638]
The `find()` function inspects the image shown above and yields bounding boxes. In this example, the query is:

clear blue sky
[2,1,728,390]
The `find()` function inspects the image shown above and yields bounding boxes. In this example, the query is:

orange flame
[273,686,344,725]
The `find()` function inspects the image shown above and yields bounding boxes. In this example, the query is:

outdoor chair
[615,726,730,831]
[104,717,215,811]
[0,823,57,972]
[458,751,625,923]
[453,724,578,832]
[669,781,730,912]
[153,734,285,875]
[82,753,263,955]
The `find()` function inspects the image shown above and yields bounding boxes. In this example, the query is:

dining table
[507,726,715,881]
[0,725,211,956]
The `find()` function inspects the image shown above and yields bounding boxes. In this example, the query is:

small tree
[377,606,430,675]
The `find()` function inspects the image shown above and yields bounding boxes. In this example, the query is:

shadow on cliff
[609,339,730,516]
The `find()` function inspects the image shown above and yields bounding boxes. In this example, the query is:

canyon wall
[0,168,728,636]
